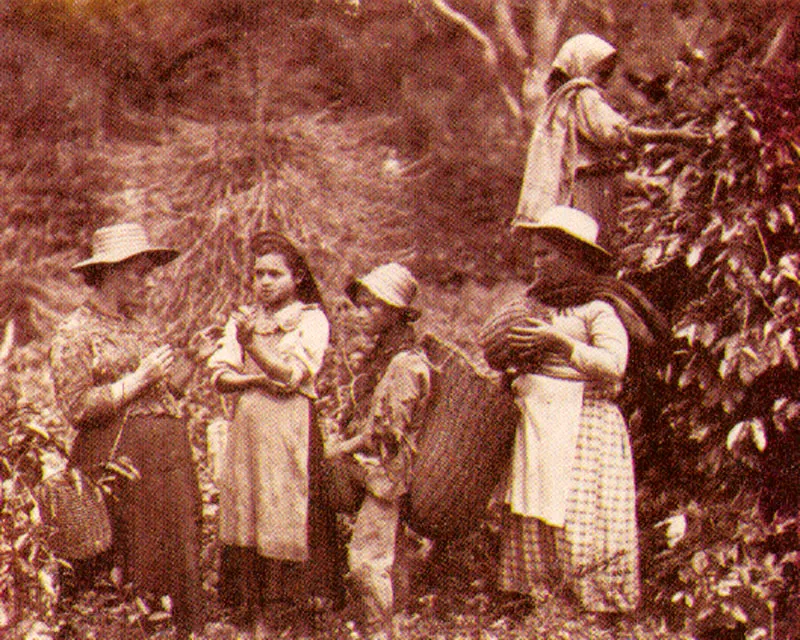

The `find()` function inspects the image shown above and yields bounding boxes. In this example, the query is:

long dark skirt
[106,414,204,633]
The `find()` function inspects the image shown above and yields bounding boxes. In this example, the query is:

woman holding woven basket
[480,206,668,626]
[50,222,203,639]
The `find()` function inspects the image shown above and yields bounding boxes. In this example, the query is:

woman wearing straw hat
[50,222,203,639]
[480,206,668,626]
[323,263,431,640]
[514,33,706,244]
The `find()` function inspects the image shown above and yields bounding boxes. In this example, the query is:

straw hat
[346,262,421,321]
[71,222,179,273]
[513,205,612,263]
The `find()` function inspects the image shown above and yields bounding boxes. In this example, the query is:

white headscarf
[551,33,617,80]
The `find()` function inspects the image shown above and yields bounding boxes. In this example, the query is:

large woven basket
[407,334,518,540]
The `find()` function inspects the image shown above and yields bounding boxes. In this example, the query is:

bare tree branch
[493,0,529,67]
[429,0,499,68]
[0,319,15,363]
[428,0,522,118]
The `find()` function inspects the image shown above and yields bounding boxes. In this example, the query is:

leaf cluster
[616,40,800,634]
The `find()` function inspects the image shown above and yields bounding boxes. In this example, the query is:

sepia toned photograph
[0,1,798,638]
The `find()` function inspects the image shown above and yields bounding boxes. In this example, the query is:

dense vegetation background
[1,1,799,638]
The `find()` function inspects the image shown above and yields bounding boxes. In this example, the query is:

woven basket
[38,467,112,561]
[478,296,554,373]
[407,334,518,540]
[321,455,366,514]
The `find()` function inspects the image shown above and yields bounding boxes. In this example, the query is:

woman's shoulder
[51,304,105,362]
[572,298,619,318]
[54,304,99,340]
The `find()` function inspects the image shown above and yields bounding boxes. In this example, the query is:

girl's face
[253,252,299,311]
[591,54,617,87]
[353,288,402,337]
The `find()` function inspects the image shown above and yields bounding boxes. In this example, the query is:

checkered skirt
[498,395,639,613]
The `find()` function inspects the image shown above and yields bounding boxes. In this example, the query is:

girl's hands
[508,318,574,359]
[231,306,257,347]
[187,326,222,361]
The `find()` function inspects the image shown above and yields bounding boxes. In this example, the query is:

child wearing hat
[324,263,431,640]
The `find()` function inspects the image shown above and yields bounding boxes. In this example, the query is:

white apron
[506,373,584,527]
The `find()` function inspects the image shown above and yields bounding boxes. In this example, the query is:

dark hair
[248,231,323,305]
[535,227,612,275]
[545,67,571,95]
[79,253,157,289]
[80,265,106,289]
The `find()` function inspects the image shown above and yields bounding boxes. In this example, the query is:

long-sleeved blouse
[513,79,629,228]
[50,301,180,468]
[207,300,329,560]
[506,299,629,526]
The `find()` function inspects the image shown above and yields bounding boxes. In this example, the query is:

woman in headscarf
[514,33,706,243]
[50,222,204,639]
[481,206,670,625]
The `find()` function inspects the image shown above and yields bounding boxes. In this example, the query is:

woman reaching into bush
[515,33,707,243]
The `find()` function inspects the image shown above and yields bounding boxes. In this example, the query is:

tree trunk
[522,0,568,125]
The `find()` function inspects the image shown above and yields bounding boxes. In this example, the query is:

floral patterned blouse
[50,300,180,430]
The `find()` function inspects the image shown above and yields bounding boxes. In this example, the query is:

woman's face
[353,288,401,337]
[591,54,617,87]
[104,254,157,315]
[253,252,299,311]
[522,233,579,289]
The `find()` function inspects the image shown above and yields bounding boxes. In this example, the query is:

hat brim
[71,248,180,273]
[512,223,612,262]
[345,279,422,322]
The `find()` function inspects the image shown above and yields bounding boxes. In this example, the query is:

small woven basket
[38,468,112,561]
[321,455,366,514]
[407,334,518,540]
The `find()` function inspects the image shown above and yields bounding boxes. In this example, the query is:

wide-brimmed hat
[512,205,612,264]
[346,262,421,321]
[71,222,180,273]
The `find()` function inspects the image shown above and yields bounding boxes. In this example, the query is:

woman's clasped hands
[508,317,575,361]
[135,344,175,386]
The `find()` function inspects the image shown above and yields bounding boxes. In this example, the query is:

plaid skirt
[498,395,639,613]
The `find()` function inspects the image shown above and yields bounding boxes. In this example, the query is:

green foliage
[0,383,65,630]
[648,502,796,638]
[617,40,800,635]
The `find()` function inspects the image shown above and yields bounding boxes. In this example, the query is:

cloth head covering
[71,222,179,273]
[346,263,421,321]
[552,33,617,80]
